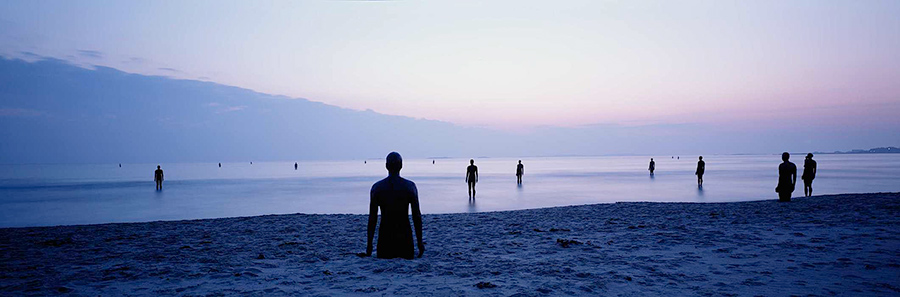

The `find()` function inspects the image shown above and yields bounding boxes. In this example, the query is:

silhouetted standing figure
[294,162,298,170]
[218,163,222,168]
[119,163,122,168]
[648,158,655,175]
[776,152,797,202]
[516,160,524,184]
[366,152,424,259]
[802,153,816,197]
[433,160,435,164]
[154,165,164,190]
[695,156,705,186]
[466,159,478,199]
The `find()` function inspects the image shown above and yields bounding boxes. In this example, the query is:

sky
[1,0,899,131]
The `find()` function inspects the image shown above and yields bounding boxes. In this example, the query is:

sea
[1,154,898,228]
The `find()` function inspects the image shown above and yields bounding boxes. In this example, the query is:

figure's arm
[792,168,797,186]
[465,171,469,183]
[411,186,424,258]
[475,168,478,182]
[366,191,378,256]
[161,172,164,181]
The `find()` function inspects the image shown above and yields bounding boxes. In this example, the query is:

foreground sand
[1,193,899,296]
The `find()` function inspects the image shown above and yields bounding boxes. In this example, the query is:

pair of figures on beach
[464,159,525,199]
[648,157,707,186]
[776,152,817,201]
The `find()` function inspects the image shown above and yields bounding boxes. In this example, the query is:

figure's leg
[808,181,813,196]
[779,192,791,202]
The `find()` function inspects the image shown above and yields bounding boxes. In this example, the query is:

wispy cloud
[216,105,247,114]
[124,57,145,64]
[206,102,221,107]
[77,50,103,59]
[18,51,44,59]
[158,67,182,73]
[0,108,44,117]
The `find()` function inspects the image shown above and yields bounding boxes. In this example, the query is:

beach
[1,192,898,296]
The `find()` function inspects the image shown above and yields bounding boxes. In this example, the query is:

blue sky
[1,0,899,130]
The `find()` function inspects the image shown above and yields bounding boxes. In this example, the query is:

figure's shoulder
[371,177,391,191]
[396,176,416,188]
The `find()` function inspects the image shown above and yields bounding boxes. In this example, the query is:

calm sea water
[1,154,898,228]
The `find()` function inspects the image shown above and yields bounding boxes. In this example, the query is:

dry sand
[1,193,899,296]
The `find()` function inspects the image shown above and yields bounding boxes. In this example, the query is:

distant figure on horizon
[294,162,298,170]
[516,160,524,184]
[365,160,367,164]
[776,152,797,202]
[433,160,435,164]
[119,163,121,168]
[154,165,164,190]
[466,159,478,199]
[219,163,222,168]
[365,152,424,259]
[802,153,817,197]
[695,156,705,186]
[649,158,655,175]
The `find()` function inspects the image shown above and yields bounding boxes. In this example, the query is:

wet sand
[1,193,899,296]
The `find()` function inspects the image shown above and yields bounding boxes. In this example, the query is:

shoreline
[2,192,898,295]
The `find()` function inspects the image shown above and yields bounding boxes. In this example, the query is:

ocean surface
[1,154,898,228]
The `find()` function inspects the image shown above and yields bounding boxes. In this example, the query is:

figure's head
[699,156,703,160]
[386,152,402,173]
[806,153,813,159]
[157,165,161,169]
[518,160,522,164]
[470,159,474,165]
[651,158,654,161]
[782,152,790,161]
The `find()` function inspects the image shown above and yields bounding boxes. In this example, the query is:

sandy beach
[1,192,898,296]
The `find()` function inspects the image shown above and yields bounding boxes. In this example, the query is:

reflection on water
[1,154,899,227]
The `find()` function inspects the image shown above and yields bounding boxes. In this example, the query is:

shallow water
[1,154,898,227]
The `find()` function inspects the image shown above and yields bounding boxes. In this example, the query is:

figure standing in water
[776,152,797,202]
[516,160,524,185]
[695,156,705,186]
[648,158,655,176]
[218,163,222,168]
[294,162,298,170]
[466,159,478,199]
[365,152,424,259]
[802,153,817,197]
[154,165,164,190]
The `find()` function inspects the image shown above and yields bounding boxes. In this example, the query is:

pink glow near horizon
[1,0,898,130]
